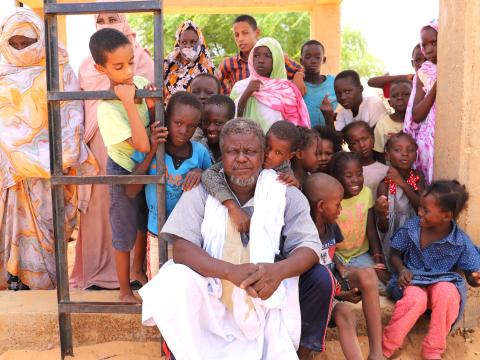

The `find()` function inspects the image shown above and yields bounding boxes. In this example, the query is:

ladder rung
[44,1,162,15]
[51,175,165,185]
[48,90,163,101]
[59,301,142,314]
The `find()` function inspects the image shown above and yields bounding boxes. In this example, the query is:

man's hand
[336,288,362,303]
[228,205,251,234]
[225,263,261,297]
[277,172,300,188]
[292,72,306,96]
[149,121,168,154]
[398,268,413,288]
[114,84,135,104]
[240,263,283,300]
[183,168,202,191]
[144,83,158,110]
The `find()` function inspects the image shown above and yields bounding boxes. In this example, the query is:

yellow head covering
[0,8,45,67]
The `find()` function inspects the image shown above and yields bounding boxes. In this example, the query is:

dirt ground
[1,330,480,360]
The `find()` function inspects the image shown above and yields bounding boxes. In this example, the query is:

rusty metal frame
[43,1,165,358]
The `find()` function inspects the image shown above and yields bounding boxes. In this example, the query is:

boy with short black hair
[90,27,153,303]
[373,79,413,154]
[216,14,305,95]
[300,40,338,128]
[303,173,384,360]
[200,94,236,162]
[334,70,387,131]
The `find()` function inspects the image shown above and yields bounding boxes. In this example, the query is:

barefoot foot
[119,291,142,304]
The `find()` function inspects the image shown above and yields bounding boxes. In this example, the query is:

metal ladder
[43,1,166,358]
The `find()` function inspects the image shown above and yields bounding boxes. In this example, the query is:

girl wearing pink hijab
[71,11,154,290]
[403,19,438,184]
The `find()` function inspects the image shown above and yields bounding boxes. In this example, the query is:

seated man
[140,118,334,360]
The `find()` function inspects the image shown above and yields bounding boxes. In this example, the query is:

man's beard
[229,175,256,187]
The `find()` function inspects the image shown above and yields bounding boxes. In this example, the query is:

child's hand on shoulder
[398,267,413,288]
[292,72,306,96]
[375,195,389,218]
[144,83,158,110]
[337,287,362,304]
[114,84,136,104]
[226,203,251,234]
[149,121,168,154]
[183,168,203,192]
[277,172,300,188]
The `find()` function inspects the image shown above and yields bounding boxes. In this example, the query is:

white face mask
[180,46,200,62]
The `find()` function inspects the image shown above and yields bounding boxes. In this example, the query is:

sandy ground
[1,330,480,360]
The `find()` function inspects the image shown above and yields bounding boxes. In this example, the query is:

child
[189,73,221,142]
[404,20,438,184]
[382,180,480,359]
[189,73,221,107]
[314,125,343,173]
[291,127,322,185]
[303,173,384,360]
[342,121,388,196]
[201,120,300,233]
[367,43,425,99]
[90,28,153,303]
[127,92,212,278]
[329,152,390,286]
[199,94,236,162]
[300,40,338,128]
[231,37,310,132]
[334,70,388,131]
[375,133,425,269]
[72,10,155,291]
[373,79,412,155]
[216,14,305,96]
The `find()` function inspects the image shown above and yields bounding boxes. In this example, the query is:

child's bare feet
[119,290,142,304]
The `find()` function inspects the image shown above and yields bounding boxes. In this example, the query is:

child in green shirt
[90,27,167,303]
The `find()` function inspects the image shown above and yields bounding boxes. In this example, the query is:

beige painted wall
[436,0,480,328]
[436,0,480,242]
[310,4,341,75]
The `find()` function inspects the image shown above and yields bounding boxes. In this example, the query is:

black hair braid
[424,180,469,219]
[329,151,361,180]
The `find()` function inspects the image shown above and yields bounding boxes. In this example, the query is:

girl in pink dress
[403,19,438,184]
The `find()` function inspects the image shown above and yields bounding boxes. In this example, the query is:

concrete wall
[436,0,480,241]
[436,0,480,328]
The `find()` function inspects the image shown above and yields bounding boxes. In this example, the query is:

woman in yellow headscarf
[0,8,97,290]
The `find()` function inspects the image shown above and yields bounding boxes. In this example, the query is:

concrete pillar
[435,0,480,327]
[309,2,341,75]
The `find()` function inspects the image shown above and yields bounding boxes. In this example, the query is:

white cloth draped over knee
[140,170,301,360]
